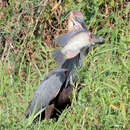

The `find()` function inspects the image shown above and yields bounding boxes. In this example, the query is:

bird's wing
[43,68,66,81]
[25,70,66,118]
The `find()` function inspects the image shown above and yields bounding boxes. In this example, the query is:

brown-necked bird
[25,10,104,121]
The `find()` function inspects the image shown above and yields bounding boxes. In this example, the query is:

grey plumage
[25,69,66,118]
[25,10,104,120]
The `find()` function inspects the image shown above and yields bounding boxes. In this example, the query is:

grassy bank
[0,0,129,129]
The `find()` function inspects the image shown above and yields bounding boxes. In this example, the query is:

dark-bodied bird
[25,10,104,121]
[25,10,86,120]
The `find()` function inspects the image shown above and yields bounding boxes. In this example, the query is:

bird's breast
[62,32,90,53]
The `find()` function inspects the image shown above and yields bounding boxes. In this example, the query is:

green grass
[0,0,129,129]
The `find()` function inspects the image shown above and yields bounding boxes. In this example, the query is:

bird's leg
[45,104,55,120]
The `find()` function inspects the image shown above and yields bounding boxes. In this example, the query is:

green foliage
[0,0,129,129]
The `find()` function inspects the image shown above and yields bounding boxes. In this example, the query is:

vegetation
[0,0,129,129]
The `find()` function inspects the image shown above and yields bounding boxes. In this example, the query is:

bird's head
[68,10,88,31]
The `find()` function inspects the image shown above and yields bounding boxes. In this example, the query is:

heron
[25,10,104,120]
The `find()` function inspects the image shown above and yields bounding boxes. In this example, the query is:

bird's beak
[90,33,104,44]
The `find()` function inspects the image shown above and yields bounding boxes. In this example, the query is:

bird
[25,10,104,121]
[25,10,85,120]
